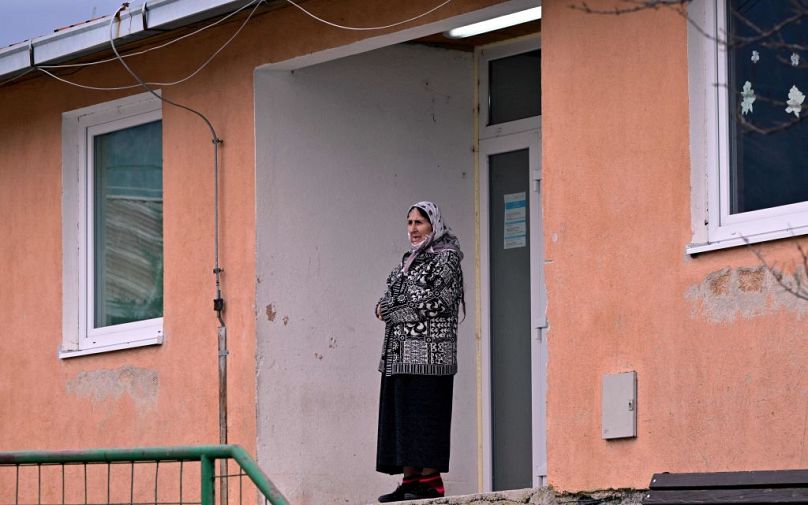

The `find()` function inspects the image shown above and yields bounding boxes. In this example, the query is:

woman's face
[407,208,433,245]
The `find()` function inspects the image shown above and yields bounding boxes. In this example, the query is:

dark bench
[642,470,808,504]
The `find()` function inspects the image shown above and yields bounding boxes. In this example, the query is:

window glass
[93,120,163,328]
[489,49,541,125]
[728,0,808,213]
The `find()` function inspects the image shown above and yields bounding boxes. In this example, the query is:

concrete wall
[255,43,476,505]
[542,0,808,491]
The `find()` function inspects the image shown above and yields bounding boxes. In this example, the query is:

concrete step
[367,487,645,505]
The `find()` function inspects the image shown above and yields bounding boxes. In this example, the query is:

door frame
[479,129,544,489]
[477,35,544,491]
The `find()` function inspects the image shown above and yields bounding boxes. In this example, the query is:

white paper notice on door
[503,192,527,249]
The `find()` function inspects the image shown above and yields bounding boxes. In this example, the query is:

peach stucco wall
[543,0,808,491]
[0,0,502,470]
[0,23,260,452]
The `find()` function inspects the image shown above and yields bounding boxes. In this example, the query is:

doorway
[254,42,479,501]
[253,7,543,499]
[478,37,545,490]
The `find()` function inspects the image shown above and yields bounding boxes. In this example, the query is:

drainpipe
[213,137,228,505]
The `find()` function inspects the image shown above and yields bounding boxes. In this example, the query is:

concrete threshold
[366,487,646,505]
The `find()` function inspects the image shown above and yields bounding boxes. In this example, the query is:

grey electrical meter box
[601,371,637,439]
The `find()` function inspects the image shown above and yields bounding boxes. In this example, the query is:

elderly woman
[375,201,465,503]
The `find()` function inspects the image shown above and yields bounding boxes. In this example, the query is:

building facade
[0,1,806,504]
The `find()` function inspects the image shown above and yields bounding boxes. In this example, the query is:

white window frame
[688,0,808,254]
[479,37,541,141]
[61,92,164,358]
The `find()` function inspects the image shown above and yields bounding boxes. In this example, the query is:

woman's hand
[376,303,383,321]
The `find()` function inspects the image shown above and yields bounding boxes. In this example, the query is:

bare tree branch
[746,238,808,302]
[570,0,691,16]
[569,0,808,50]
[728,4,808,50]
[569,1,725,48]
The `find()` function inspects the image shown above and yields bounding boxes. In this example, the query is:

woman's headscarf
[402,201,463,273]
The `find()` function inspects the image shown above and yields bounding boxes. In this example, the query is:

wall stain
[265,304,277,322]
[708,269,731,296]
[66,366,158,410]
[282,315,289,326]
[738,267,765,293]
[687,266,808,323]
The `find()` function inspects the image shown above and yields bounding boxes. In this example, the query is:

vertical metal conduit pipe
[109,7,228,505]
[213,137,228,505]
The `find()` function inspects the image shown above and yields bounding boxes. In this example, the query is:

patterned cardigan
[377,249,464,376]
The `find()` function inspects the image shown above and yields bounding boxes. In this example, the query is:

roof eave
[0,0,248,84]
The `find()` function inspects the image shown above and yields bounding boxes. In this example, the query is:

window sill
[59,335,163,359]
[687,226,808,255]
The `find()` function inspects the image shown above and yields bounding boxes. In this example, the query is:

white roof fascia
[32,3,146,65]
[0,42,32,77]
[145,0,248,30]
[0,0,249,83]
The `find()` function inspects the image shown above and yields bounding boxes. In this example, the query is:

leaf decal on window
[751,50,760,63]
[741,81,755,115]
[792,52,801,67]
[786,85,805,117]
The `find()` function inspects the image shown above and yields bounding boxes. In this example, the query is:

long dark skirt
[376,373,454,475]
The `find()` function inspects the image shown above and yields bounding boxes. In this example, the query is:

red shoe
[403,474,445,499]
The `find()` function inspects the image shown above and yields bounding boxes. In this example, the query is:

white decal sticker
[503,192,527,249]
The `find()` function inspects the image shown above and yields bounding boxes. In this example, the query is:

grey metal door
[489,148,533,490]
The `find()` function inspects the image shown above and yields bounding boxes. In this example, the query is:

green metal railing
[0,445,289,505]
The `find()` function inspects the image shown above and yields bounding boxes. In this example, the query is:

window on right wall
[688,0,808,254]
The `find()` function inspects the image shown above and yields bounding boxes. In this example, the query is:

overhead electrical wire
[107,5,232,487]
[0,67,36,88]
[35,0,262,92]
[7,0,455,91]
[283,0,453,31]
[35,0,454,74]
[39,0,260,70]
[106,2,224,314]
[103,3,237,487]
[37,67,141,90]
